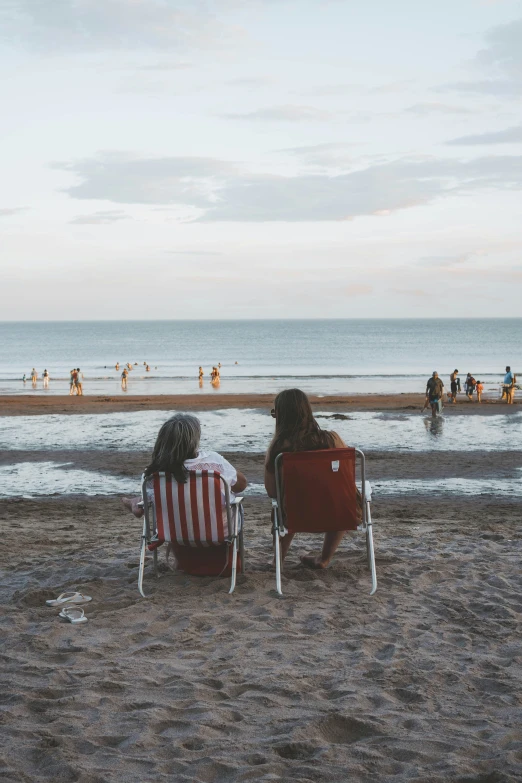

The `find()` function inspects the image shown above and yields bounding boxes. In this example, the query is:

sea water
[0,319,520,396]
[1,409,521,454]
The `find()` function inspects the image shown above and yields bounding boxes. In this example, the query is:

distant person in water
[22,373,26,384]
[115,362,120,371]
[198,366,204,380]
[121,368,128,390]
[43,369,49,388]
[476,380,484,403]
[502,366,516,404]
[449,369,460,404]
[31,368,37,385]
[425,371,444,418]
[75,368,83,396]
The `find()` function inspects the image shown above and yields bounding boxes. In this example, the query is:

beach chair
[138,470,244,597]
[272,448,377,596]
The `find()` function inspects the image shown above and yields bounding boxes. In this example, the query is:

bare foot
[300,554,328,569]
[122,496,144,518]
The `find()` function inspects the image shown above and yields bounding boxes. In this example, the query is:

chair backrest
[278,448,359,533]
[146,470,230,547]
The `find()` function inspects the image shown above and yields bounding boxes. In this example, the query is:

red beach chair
[138,470,244,597]
[272,448,377,596]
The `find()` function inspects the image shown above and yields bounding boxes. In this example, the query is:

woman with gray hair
[122,414,247,574]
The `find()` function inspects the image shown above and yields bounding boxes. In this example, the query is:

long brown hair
[266,388,336,469]
[144,414,201,484]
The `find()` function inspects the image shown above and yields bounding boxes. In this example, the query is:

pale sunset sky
[1,0,521,319]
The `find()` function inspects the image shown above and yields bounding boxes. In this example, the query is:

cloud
[446,125,522,145]
[166,250,223,256]
[416,253,473,268]
[278,142,354,167]
[344,285,372,296]
[137,61,192,71]
[404,102,475,116]
[221,105,333,122]
[226,77,274,87]
[0,207,27,216]
[54,151,522,222]
[70,210,129,224]
[392,288,429,297]
[0,0,242,53]
[296,84,360,97]
[441,18,522,97]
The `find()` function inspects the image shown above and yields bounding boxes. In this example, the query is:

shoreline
[0,392,519,416]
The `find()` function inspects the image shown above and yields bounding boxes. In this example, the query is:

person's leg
[431,402,437,418]
[301,531,345,569]
[122,496,144,517]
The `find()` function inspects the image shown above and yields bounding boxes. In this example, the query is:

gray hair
[145,413,201,483]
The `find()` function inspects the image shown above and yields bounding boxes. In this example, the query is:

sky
[1,0,521,319]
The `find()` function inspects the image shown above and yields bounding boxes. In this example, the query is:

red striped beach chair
[272,448,377,596]
[138,470,244,597]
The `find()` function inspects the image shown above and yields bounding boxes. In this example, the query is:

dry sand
[1,395,521,781]
[1,483,521,781]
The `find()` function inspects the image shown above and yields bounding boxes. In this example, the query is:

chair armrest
[364,480,372,502]
[231,497,244,504]
[271,498,278,507]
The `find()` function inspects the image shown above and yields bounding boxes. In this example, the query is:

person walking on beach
[43,369,49,388]
[502,366,516,404]
[121,368,128,390]
[476,380,484,403]
[449,369,460,404]
[69,369,77,395]
[425,371,444,418]
[75,368,83,396]
[464,373,476,401]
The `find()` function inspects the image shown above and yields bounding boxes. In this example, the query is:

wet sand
[0,392,519,416]
[1,454,522,781]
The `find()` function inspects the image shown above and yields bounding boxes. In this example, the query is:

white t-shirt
[146,450,238,501]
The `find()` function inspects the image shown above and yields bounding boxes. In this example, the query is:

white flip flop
[46,591,92,607]
[59,606,88,624]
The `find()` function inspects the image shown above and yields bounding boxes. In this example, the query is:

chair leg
[228,506,239,594]
[366,502,377,596]
[239,526,245,576]
[138,520,147,598]
[275,529,283,596]
[153,547,158,577]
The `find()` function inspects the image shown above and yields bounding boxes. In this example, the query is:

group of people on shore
[425,366,517,417]
[116,362,153,390]
[69,368,83,395]
[23,368,50,388]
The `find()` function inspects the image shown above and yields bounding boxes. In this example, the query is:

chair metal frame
[138,472,245,597]
[272,448,377,597]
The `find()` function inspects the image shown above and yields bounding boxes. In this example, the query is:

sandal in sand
[59,606,88,624]
[46,592,92,607]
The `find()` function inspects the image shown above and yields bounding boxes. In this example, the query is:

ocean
[0,319,520,396]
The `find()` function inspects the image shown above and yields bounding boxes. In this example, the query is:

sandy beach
[1,423,521,781]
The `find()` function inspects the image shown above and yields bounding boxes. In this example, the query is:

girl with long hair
[264,388,355,569]
[123,413,247,575]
